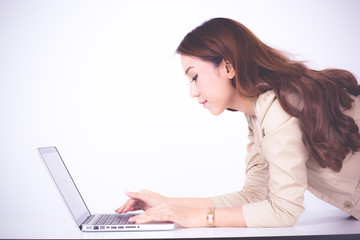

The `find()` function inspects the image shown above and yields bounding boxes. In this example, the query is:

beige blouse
[211,91,360,227]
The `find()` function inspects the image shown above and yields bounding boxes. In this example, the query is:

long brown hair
[176,18,360,172]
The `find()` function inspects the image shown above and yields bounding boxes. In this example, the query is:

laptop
[38,146,175,232]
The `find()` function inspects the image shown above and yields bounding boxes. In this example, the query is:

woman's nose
[189,83,200,98]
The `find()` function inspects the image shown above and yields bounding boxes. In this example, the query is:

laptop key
[120,214,131,224]
[112,214,124,225]
[97,215,110,225]
[105,214,117,225]
[83,215,95,224]
[93,215,104,225]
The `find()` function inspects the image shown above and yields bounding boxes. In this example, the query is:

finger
[116,198,135,214]
[115,206,127,214]
[115,200,128,213]
[125,191,136,198]
[125,191,144,201]
[116,200,130,213]
[115,204,126,214]
[128,212,144,223]
[129,208,155,223]
[123,199,137,213]
[131,206,173,224]
[127,190,150,202]
[135,212,172,224]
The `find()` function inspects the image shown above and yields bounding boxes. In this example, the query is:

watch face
[207,207,215,227]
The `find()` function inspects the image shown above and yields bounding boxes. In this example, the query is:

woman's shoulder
[254,90,277,123]
[255,90,296,133]
[246,90,276,128]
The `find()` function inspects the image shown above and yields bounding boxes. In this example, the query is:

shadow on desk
[233,234,360,240]
[295,211,358,227]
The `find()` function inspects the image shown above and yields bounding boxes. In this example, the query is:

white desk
[2,210,359,239]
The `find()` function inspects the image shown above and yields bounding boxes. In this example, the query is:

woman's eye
[191,74,198,83]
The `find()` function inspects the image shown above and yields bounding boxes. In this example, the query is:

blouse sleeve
[243,98,308,227]
[212,93,309,227]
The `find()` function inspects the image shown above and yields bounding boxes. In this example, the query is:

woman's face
[181,55,249,116]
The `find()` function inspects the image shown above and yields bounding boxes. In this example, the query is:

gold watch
[207,207,215,227]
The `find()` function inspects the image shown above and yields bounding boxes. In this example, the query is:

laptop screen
[38,147,91,227]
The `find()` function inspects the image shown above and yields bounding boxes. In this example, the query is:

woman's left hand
[129,203,207,228]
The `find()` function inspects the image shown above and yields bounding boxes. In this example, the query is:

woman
[115,18,360,227]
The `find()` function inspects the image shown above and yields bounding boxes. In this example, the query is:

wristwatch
[207,207,215,227]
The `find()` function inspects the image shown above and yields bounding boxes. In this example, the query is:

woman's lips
[199,100,208,107]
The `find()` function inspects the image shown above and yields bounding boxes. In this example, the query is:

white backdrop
[1,0,359,235]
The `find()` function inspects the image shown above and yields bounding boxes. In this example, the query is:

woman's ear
[224,59,235,79]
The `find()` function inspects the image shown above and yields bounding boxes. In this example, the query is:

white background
[1,0,359,237]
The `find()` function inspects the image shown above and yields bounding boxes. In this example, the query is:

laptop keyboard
[84,213,138,226]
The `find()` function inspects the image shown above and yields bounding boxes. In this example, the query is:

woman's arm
[240,94,308,227]
[167,195,214,208]
[116,189,247,227]
[128,202,247,227]
[115,114,265,227]
[213,207,246,227]
[115,189,213,213]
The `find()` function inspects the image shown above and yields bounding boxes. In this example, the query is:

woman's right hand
[115,189,167,214]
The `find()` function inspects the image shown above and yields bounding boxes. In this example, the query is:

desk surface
[2,210,360,239]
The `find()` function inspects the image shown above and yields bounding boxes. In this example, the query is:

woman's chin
[208,107,225,116]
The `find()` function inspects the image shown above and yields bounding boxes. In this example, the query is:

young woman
[115,18,360,228]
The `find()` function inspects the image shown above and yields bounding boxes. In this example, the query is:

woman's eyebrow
[185,66,193,75]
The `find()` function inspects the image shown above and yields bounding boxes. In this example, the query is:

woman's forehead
[181,55,208,72]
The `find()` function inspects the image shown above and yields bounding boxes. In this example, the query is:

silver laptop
[38,146,175,232]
